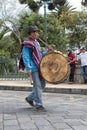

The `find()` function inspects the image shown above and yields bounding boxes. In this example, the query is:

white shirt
[78,52,87,66]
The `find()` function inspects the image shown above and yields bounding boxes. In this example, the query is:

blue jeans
[27,71,46,108]
[80,66,87,81]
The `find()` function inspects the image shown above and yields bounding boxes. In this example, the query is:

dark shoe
[36,106,46,112]
[84,80,87,84]
[68,81,74,84]
[25,97,34,107]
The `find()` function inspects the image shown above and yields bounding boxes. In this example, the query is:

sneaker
[36,106,46,112]
[25,97,34,107]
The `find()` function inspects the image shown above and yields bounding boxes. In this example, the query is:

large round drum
[40,52,69,84]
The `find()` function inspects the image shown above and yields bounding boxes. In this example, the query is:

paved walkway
[0,80,87,94]
[0,90,87,130]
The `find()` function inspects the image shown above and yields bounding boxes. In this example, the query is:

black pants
[69,64,76,82]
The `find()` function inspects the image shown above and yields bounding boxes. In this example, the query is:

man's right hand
[27,72,32,77]
[27,72,33,85]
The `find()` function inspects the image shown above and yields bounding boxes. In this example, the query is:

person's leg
[70,64,75,82]
[26,88,35,101]
[32,71,44,108]
[84,66,87,83]
[25,82,35,106]
[26,71,46,107]
[69,67,72,82]
[80,67,86,83]
[40,77,46,91]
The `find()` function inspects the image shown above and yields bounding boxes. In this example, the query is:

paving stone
[64,119,82,126]
[4,126,20,130]
[20,122,37,130]
[38,125,56,130]
[32,117,51,126]
[46,116,64,123]
[72,125,87,130]
[52,122,72,129]
[4,114,16,120]
[17,117,33,123]
[0,114,3,122]
[0,123,3,129]
[4,120,18,126]
[0,90,87,130]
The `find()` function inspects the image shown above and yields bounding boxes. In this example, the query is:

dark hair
[67,50,72,57]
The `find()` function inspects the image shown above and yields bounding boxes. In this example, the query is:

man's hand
[27,72,32,77]
[48,47,54,53]
[27,72,33,85]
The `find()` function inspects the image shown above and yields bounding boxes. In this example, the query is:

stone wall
[74,64,83,84]
[64,64,83,84]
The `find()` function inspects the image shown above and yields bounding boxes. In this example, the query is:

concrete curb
[0,85,87,95]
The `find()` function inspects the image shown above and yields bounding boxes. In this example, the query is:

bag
[19,53,25,70]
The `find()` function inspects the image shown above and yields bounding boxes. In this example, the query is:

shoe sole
[36,107,46,112]
[25,98,34,107]
[37,109,46,112]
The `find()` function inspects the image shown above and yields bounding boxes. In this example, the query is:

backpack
[19,45,25,70]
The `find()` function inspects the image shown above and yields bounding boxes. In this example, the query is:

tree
[19,0,67,13]
[67,11,87,48]
[81,0,87,6]
[49,2,76,50]
[0,0,28,44]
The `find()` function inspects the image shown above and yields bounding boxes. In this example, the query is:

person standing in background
[66,49,76,84]
[78,47,87,84]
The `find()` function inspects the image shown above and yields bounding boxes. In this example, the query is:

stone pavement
[0,80,87,94]
[0,90,87,130]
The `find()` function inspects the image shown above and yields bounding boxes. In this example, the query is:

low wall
[74,64,83,84]
[64,64,83,84]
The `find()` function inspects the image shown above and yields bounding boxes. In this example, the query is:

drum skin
[40,52,69,84]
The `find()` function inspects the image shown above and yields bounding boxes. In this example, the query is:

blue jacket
[22,46,47,72]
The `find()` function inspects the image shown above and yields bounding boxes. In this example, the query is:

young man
[78,47,87,84]
[22,25,46,111]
